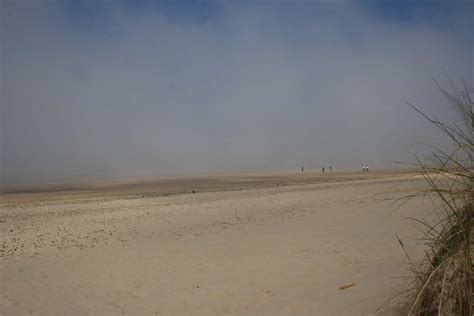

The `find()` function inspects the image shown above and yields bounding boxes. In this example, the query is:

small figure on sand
[329,165,332,172]
[301,166,304,173]
[322,166,325,173]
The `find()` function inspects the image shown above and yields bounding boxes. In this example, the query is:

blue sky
[49,0,472,40]
[58,0,470,24]
[1,0,473,184]
[47,0,473,60]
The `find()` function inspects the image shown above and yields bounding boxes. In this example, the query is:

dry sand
[0,170,431,315]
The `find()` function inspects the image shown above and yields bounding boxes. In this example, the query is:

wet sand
[1,170,429,315]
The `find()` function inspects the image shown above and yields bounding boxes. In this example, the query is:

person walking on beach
[301,166,304,173]
[329,165,332,171]
[322,166,325,173]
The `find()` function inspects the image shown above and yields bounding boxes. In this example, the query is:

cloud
[0,0,472,184]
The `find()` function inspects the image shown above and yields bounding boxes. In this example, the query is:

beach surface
[1,170,430,315]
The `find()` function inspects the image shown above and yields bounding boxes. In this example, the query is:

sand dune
[1,170,429,315]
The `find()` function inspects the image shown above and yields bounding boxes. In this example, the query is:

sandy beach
[0,170,430,315]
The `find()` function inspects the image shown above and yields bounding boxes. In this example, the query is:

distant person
[322,166,325,173]
[366,164,369,171]
[329,165,332,171]
[301,166,304,173]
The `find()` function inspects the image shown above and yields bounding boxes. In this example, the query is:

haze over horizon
[1,0,472,185]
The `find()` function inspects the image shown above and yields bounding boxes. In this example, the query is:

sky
[0,0,472,185]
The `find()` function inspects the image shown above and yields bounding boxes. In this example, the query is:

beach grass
[402,77,473,315]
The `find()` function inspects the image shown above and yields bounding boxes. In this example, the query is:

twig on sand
[339,282,357,290]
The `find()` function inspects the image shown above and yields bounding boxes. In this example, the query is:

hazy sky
[0,0,472,185]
